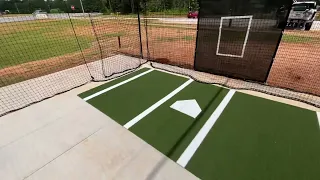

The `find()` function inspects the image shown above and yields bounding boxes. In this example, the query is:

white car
[32,10,48,19]
[32,10,47,16]
[287,1,317,30]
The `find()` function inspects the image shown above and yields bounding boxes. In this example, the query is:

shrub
[50,9,63,14]
[101,6,111,15]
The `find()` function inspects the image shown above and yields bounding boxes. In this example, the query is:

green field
[0,19,93,68]
[1,16,318,70]
[157,35,195,42]
[2,16,310,71]
[79,68,320,180]
[282,34,315,43]
[0,17,193,69]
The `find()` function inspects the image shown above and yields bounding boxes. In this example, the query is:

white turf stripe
[124,79,194,129]
[176,89,236,167]
[83,69,154,101]
[317,112,320,127]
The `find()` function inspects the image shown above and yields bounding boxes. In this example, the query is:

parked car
[188,11,198,18]
[287,1,317,30]
[0,10,9,15]
[276,1,317,30]
[32,10,47,17]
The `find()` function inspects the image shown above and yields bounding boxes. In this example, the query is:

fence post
[137,0,144,59]
[118,36,121,49]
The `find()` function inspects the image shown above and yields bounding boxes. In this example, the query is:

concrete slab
[0,67,196,180]
[0,104,108,180]
[25,119,197,180]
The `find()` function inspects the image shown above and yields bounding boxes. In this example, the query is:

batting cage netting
[0,0,319,116]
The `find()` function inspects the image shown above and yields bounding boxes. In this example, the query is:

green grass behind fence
[281,34,314,43]
[0,19,93,68]
[157,35,195,42]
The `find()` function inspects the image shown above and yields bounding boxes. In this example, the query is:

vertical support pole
[137,0,144,59]
[118,36,121,49]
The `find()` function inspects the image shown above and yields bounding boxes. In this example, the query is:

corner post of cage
[63,0,94,80]
[142,0,150,60]
[193,0,202,71]
[136,0,144,59]
[264,1,293,83]
[88,13,106,78]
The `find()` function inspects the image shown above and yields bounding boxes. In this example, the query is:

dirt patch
[1,18,319,97]
[268,42,320,95]
[268,30,320,95]
[284,29,320,38]
[0,19,142,87]
[0,45,95,87]
[145,26,196,68]
[0,39,117,87]
[144,27,320,96]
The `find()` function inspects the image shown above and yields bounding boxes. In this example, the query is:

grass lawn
[103,32,126,38]
[0,19,94,68]
[1,14,30,17]
[157,35,195,42]
[282,34,315,43]
[0,17,195,69]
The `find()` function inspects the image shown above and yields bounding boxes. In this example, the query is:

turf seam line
[83,69,154,101]
[176,89,236,167]
[124,79,194,129]
[317,112,320,127]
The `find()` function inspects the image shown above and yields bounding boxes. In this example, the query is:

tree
[190,0,199,11]
[0,0,200,14]
[82,0,101,12]
[2,0,26,13]
[51,0,68,13]
[29,0,47,12]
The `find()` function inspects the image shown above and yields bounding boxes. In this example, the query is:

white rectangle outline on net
[216,15,253,58]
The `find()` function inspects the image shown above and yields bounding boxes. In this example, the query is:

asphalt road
[157,18,320,30]
[1,14,320,30]
[0,13,101,23]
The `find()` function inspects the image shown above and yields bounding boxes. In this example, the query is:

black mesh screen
[195,0,292,82]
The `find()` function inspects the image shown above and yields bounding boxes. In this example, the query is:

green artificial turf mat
[79,68,150,98]
[186,92,320,180]
[130,82,229,161]
[86,70,187,125]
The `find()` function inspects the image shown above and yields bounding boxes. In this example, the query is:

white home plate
[170,99,202,118]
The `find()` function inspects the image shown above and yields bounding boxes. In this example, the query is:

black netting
[268,25,320,97]
[85,14,145,81]
[151,62,320,108]
[0,0,319,116]
[141,0,319,108]
[194,0,292,82]
[0,1,144,116]
[142,0,196,69]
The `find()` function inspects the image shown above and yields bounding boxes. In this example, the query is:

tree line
[0,0,199,14]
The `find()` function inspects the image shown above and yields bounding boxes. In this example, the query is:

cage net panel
[152,62,320,108]
[88,15,145,81]
[194,0,292,82]
[146,0,319,108]
[0,2,144,116]
[143,0,196,69]
[0,14,92,116]
[1,0,320,116]
[267,30,320,97]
